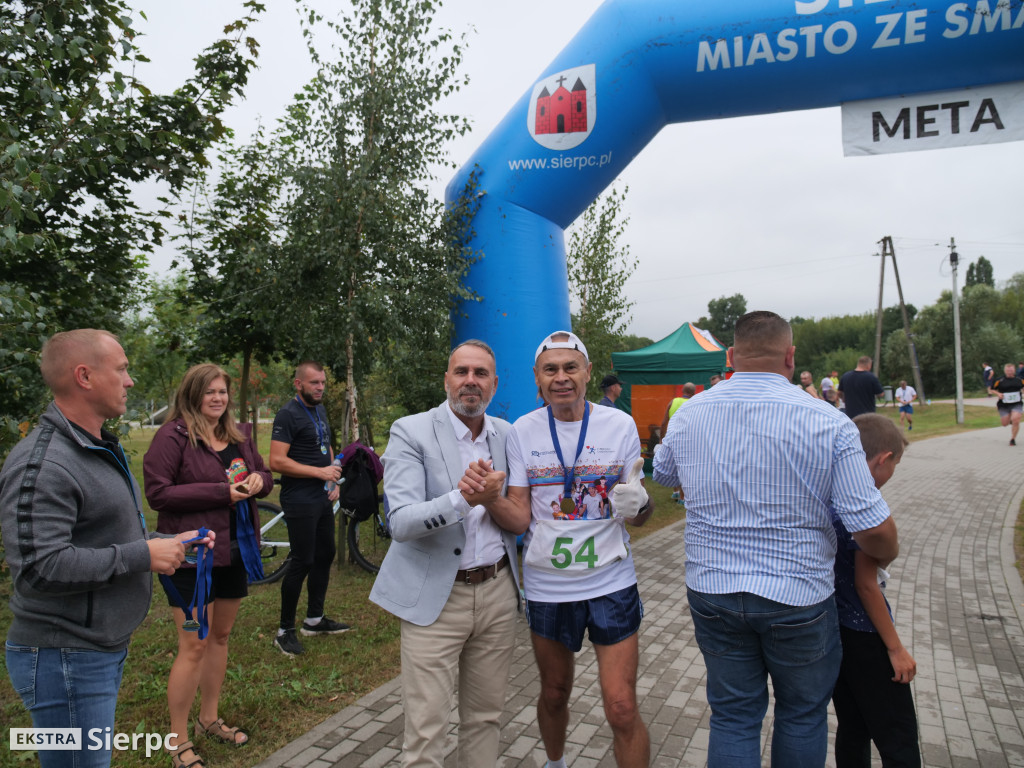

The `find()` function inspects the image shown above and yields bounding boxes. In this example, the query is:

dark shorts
[899,404,913,414]
[997,401,1023,415]
[526,583,643,652]
[162,562,249,606]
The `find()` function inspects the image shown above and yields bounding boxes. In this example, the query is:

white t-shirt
[581,491,604,519]
[507,402,641,602]
[895,386,916,405]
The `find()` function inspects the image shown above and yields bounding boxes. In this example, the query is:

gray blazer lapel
[432,407,463,491]
[486,424,507,475]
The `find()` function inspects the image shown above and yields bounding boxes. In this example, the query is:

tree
[277,0,476,441]
[565,185,638,398]
[993,271,1024,340]
[176,127,284,422]
[119,272,200,413]
[0,283,54,457]
[965,256,994,288]
[886,288,1023,395]
[697,294,747,347]
[0,0,264,331]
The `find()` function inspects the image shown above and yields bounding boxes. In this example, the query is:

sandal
[169,740,205,768]
[195,716,249,747]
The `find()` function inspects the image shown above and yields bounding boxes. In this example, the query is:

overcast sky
[135,0,1023,343]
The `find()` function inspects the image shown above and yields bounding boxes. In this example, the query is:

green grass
[1017,499,1024,587]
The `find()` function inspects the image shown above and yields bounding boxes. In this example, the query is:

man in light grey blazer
[370,340,528,768]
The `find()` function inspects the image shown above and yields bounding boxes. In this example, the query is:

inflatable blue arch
[445,0,1024,420]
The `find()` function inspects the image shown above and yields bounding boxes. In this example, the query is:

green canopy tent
[610,322,727,449]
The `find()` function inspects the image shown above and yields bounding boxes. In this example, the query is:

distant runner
[989,363,1023,446]
[894,380,917,431]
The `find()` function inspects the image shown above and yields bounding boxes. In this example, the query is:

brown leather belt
[455,554,509,585]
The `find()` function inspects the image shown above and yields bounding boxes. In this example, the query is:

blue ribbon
[547,403,590,500]
[159,527,213,639]
[235,498,264,583]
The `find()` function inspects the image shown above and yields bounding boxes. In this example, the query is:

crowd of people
[0,333,353,768]
[2,321,1018,768]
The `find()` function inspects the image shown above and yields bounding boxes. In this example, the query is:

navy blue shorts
[526,583,643,652]
[899,404,913,414]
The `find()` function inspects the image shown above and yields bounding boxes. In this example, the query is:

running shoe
[274,629,304,657]
[301,617,353,636]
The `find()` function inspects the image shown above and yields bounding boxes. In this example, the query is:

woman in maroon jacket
[144,363,273,768]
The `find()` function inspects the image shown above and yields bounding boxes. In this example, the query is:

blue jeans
[687,589,841,768]
[6,643,127,768]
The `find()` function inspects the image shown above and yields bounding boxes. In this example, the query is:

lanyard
[295,397,327,454]
[234,497,264,583]
[158,527,213,638]
[547,403,590,503]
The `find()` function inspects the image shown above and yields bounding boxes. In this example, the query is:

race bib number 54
[525,518,628,575]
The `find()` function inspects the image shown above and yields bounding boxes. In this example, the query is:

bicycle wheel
[346,507,391,574]
[251,501,291,585]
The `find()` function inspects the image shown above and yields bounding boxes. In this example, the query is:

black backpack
[337,447,380,522]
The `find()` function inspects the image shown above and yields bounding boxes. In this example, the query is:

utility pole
[881,236,926,405]
[874,249,885,377]
[949,238,964,424]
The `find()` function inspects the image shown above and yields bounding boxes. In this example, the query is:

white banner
[842,80,1024,156]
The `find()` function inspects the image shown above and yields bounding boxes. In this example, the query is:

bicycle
[252,495,391,584]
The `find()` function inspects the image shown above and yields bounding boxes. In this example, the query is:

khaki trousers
[400,568,518,768]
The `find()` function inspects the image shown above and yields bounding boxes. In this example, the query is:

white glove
[612,457,649,520]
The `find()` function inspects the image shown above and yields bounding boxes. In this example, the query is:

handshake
[458,458,506,506]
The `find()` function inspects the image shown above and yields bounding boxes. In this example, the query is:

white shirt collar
[443,400,496,442]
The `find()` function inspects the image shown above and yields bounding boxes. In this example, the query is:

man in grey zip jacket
[1,329,211,768]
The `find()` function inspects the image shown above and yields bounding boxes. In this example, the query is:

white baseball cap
[534,331,589,363]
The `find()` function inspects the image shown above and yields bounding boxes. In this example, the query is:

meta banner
[843,80,1024,155]
[447,0,1024,420]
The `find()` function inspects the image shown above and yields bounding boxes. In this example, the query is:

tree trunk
[239,344,252,424]
[346,328,359,443]
[362,411,375,452]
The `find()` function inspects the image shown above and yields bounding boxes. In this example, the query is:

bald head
[40,330,119,395]
[731,312,794,375]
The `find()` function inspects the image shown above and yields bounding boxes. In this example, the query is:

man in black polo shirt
[269,361,352,656]
[839,356,884,420]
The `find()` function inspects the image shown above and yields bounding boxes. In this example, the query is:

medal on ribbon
[159,527,213,637]
[548,403,590,519]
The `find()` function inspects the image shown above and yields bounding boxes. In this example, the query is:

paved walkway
[257,426,1024,768]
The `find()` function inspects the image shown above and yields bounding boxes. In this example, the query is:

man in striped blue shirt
[653,311,899,768]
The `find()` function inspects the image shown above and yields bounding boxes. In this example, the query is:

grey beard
[449,391,490,418]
